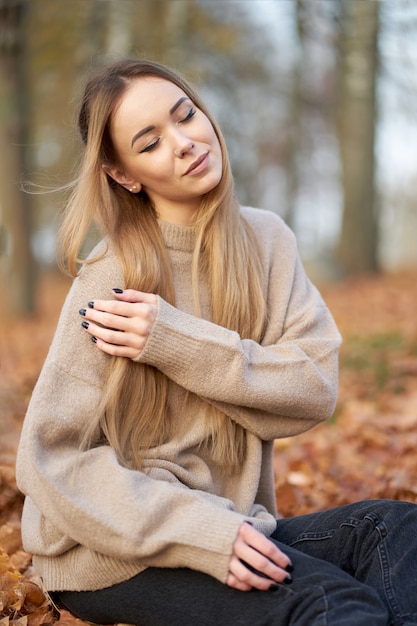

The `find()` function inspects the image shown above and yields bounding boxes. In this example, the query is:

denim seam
[288,530,336,546]
[363,512,404,625]
[288,518,365,546]
[376,521,403,626]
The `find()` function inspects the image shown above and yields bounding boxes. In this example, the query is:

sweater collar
[158,219,196,252]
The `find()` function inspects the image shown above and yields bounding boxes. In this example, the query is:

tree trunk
[106,0,133,58]
[0,0,36,314]
[284,0,307,233]
[336,0,380,276]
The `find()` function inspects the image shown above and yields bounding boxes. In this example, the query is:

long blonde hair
[58,59,267,470]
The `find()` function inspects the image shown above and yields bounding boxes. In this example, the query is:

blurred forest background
[1,0,417,314]
[1,1,417,622]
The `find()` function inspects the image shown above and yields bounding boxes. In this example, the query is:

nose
[173,131,194,158]
[175,142,194,158]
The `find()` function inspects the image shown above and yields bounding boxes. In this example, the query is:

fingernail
[284,575,292,585]
[79,308,86,316]
[269,584,279,591]
[286,563,294,573]
[112,288,123,294]
[88,301,94,309]
[91,336,97,343]
[81,321,89,329]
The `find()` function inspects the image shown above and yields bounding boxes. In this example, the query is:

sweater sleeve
[15,250,253,585]
[137,213,342,441]
[16,365,248,582]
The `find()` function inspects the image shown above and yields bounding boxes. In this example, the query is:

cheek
[137,157,173,184]
[208,128,222,159]
[203,119,219,143]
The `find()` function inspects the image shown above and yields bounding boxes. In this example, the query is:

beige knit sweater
[16,206,341,592]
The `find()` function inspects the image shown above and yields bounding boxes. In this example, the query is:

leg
[55,547,388,626]
[273,499,417,626]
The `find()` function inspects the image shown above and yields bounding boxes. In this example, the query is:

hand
[226,522,292,592]
[79,289,157,360]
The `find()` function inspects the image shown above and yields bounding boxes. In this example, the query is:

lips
[183,152,209,176]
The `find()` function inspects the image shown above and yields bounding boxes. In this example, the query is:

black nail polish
[88,301,94,309]
[112,288,123,294]
[79,308,86,316]
[286,563,294,573]
[81,321,89,329]
[284,575,292,585]
[269,584,279,591]
[91,336,97,343]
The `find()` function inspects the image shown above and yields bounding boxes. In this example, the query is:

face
[105,76,223,225]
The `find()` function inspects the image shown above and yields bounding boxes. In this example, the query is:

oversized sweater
[16,206,341,592]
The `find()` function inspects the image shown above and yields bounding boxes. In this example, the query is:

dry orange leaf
[0,549,57,624]
[1,270,417,626]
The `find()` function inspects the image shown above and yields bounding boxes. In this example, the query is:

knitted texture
[16,207,341,592]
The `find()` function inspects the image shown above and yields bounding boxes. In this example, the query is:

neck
[158,218,196,252]
[155,201,200,227]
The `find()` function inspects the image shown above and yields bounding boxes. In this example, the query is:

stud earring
[129,185,137,193]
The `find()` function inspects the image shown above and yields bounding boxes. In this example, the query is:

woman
[16,59,417,625]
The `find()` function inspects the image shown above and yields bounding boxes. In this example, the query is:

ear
[102,164,142,193]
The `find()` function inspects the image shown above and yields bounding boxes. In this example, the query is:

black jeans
[55,500,417,625]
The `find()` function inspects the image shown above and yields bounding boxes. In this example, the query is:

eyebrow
[130,97,190,148]
[131,125,155,148]
[169,96,188,115]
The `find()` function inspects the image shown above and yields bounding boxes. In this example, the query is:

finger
[112,288,158,306]
[89,335,143,360]
[81,304,156,334]
[232,525,291,586]
[239,522,292,571]
[233,546,286,588]
[81,321,146,351]
[86,299,136,318]
[225,570,252,592]
[82,309,130,333]
[228,554,274,591]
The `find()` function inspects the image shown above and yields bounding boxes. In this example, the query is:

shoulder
[76,239,124,296]
[58,240,123,344]
[240,205,297,258]
[40,240,123,385]
[240,206,295,241]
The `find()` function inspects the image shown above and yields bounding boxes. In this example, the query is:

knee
[357,499,417,519]
[362,499,417,535]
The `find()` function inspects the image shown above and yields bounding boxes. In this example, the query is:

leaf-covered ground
[1,269,417,623]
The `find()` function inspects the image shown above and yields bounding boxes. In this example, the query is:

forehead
[113,77,188,127]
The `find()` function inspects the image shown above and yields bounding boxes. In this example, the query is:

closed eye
[139,138,160,153]
[139,108,196,153]
[179,107,196,123]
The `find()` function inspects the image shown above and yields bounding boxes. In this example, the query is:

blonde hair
[58,59,267,470]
